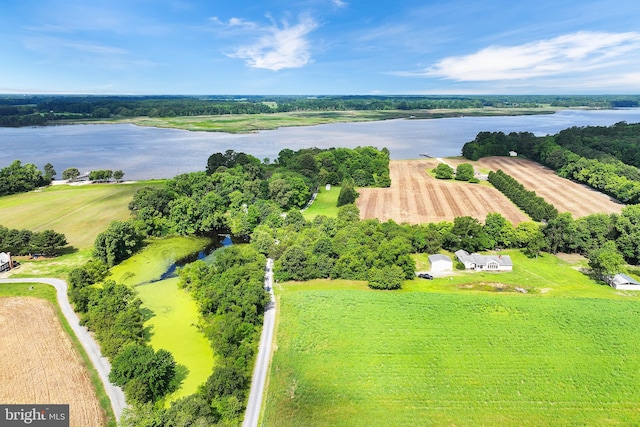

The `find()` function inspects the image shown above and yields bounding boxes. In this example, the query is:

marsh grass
[80,107,559,134]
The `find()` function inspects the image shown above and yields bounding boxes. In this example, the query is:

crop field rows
[476,157,624,217]
[264,290,640,426]
[0,297,104,426]
[357,159,529,225]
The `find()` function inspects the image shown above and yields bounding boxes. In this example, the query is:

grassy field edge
[0,283,116,427]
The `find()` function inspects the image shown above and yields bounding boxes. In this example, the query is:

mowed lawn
[302,186,341,220]
[264,253,640,426]
[0,181,165,249]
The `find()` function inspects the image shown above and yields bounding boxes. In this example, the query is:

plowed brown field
[0,298,105,427]
[357,159,530,224]
[476,157,624,217]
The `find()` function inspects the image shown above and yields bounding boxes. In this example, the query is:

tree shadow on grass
[58,246,79,255]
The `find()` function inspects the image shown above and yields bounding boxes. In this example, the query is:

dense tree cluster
[0,160,50,196]
[68,260,178,405]
[455,163,475,181]
[129,147,389,239]
[88,169,124,182]
[251,205,415,288]
[175,245,269,425]
[488,170,558,222]
[94,220,145,267]
[109,345,177,405]
[462,122,640,204]
[0,225,67,256]
[434,163,454,179]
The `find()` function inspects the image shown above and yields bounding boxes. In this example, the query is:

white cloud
[332,0,348,8]
[218,15,319,71]
[404,31,640,82]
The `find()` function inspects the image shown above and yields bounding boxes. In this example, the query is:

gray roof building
[455,249,513,271]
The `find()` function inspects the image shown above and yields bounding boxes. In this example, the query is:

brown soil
[0,297,105,427]
[357,159,530,224]
[476,157,624,217]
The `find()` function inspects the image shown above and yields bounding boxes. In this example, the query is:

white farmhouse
[455,250,512,271]
[428,254,453,273]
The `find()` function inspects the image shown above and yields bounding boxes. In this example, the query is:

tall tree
[43,163,56,181]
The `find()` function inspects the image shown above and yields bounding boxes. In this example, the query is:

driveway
[243,258,276,427]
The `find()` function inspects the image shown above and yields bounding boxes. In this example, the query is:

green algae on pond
[107,236,215,403]
[136,277,214,402]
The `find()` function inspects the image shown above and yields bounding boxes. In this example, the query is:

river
[1,108,640,180]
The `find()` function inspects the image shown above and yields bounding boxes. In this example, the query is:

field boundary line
[0,277,127,421]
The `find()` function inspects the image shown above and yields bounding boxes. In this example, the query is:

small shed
[606,273,640,290]
[509,151,518,157]
[428,254,453,272]
[0,252,13,272]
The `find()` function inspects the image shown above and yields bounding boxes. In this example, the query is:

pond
[107,234,235,403]
[1,108,640,180]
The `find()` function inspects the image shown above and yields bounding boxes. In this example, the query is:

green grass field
[0,181,165,250]
[107,237,214,404]
[264,252,640,426]
[302,186,341,220]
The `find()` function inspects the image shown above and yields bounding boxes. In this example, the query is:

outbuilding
[606,273,640,290]
[0,252,13,272]
[428,254,453,273]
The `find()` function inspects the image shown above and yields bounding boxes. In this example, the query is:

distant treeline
[462,121,640,204]
[1,94,639,126]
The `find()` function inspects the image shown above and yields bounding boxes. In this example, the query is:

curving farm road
[0,277,127,422]
[243,258,276,427]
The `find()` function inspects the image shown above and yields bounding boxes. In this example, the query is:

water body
[158,234,234,281]
[1,108,640,180]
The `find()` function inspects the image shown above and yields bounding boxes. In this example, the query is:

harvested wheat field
[477,156,624,217]
[357,159,530,225]
[0,298,105,427]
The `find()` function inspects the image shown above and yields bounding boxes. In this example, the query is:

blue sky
[2,0,640,94]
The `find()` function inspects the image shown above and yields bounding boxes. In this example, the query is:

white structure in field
[606,273,640,290]
[428,254,453,272]
[0,252,13,272]
[455,250,513,271]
